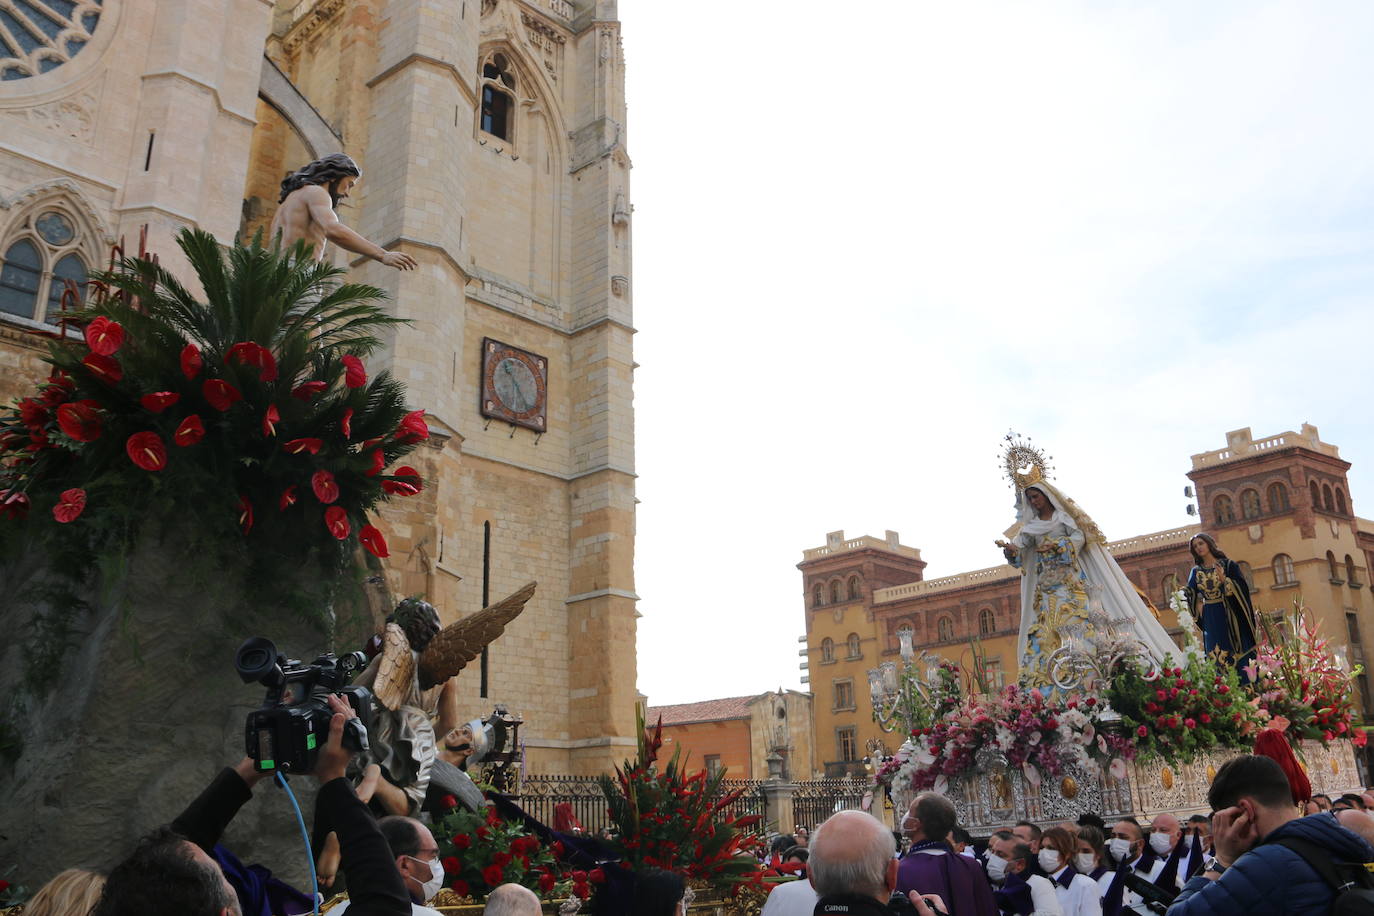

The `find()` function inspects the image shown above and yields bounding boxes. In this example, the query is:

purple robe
[896,845,999,916]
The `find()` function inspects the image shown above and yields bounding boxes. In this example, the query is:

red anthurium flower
[359,524,389,558]
[342,355,367,389]
[227,341,279,383]
[52,488,86,523]
[174,414,206,446]
[125,431,167,471]
[292,380,327,400]
[84,316,125,355]
[140,391,181,413]
[0,489,30,520]
[56,400,103,442]
[238,496,254,534]
[395,410,429,443]
[381,465,422,496]
[312,469,340,504]
[365,448,385,477]
[83,353,123,384]
[324,505,350,539]
[181,343,203,380]
[283,437,322,455]
[202,379,243,411]
[279,485,298,511]
[340,408,353,439]
[262,404,280,437]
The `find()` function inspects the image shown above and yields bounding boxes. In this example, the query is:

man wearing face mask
[1166,754,1374,916]
[331,816,446,915]
[985,832,1062,916]
[1105,819,1163,914]
[896,793,999,916]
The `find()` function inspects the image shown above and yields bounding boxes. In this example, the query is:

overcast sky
[618,1,1374,706]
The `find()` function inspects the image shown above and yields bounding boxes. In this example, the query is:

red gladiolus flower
[83,352,123,383]
[140,391,181,413]
[382,465,422,496]
[18,397,46,427]
[292,380,327,400]
[283,437,322,455]
[482,865,504,887]
[340,408,353,439]
[174,414,206,446]
[312,470,339,504]
[262,404,280,437]
[324,505,349,539]
[360,524,389,558]
[181,343,203,380]
[365,448,385,476]
[452,834,471,850]
[589,868,606,885]
[203,379,243,411]
[126,431,167,471]
[238,496,254,534]
[279,486,298,511]
[395,409,429,443]
[41,375,74,406]
[52,488,86,523]
[342,355,367,388]
[57,400,103,442]
[442,856,461,874]
[84,316,125,355]
[450,880,470,897]
[0,489,30,520]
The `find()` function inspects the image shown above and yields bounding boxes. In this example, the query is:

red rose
[589,867,606,884]
[1044,718,1058,730]
[450,879,470,896]
[259,404,279,437]
[1184,718,1197,729]
[312,470,339,504]
[452,834,472,850]
[571,871,587,883]
[1168,687,1179,699]
[0,878,10,893]
[279,485,298,511]
[84,316,125,355]
[573,882,591,900]
[238,496,254,534]
[139,391,181,413]
[292,380,328,400]
[395,409,429,443]
[493,852,513,868]
[1136,725,1148,737]
[202,379,243,411]
[1166,716,1179,729]
[365,448,385,476]
[442,856,461,874]
[181,343,203,380]
[382,465,422,495]
[57,400,103,442]
[324,505,349,539]
[52,488,86,523]
[360,524,389,558]
[482,864,504,887]
[1155,689,1167,702]
[340,408,353,439]
[476,826,490,841]
[0,489,30,520]
[342,355,367,388]
[538,872,556,892]
[1200,713,1212,724]
[174,414,206,447]
[83,352,123,383]
[1217,684,1230,694]
[552,841,564,858]
[283,437,322,455]
[1085,697,1096,706]
[126,431,167,471]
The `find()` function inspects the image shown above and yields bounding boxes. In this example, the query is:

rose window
[0,0,102,81]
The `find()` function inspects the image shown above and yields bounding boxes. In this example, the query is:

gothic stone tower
[242,0,638,773]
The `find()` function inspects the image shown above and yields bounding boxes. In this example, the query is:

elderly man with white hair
[810,810,946,916]
[482,883,542,916]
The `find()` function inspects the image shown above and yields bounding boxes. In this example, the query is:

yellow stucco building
[0,0,637,773]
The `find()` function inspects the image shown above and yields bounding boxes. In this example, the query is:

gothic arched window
[937,616,953,642]
[1267,482,1290,513]
[978,608,994,637]
[1213,495,1235,525]
[479,52,516,141]
[1240,489,1262,520]
[0,207,89,325]
[1273,553,1295,586]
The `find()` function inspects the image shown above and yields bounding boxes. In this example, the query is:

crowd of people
[760,754,1374,916]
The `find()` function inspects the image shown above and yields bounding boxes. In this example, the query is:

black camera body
[236,637,374,774]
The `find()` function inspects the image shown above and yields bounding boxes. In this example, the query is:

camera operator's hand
[233,755,270,788]
[314,693,359,784]
[915,893,948,916]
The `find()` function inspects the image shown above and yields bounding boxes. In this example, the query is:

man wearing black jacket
[810,810,945,916]
[93,694,411,916]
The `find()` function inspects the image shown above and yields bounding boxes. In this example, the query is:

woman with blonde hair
[24,869,105,916]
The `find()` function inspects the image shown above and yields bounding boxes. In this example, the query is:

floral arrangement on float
[1246,604,1366,745]
[430,802,580,903]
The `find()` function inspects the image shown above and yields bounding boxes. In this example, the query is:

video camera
[236,637,375,774]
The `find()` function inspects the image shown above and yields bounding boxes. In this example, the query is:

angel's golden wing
[417,581,536,689]
[371,622,415,712]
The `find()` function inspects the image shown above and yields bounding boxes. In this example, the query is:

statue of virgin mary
[998,440,1177,691]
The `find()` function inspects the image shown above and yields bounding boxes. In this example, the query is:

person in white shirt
[760,876,818,916]
[1038,827,1101,916]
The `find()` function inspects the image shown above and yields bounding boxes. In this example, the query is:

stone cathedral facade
[0,0,637,774]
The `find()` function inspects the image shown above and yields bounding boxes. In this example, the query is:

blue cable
[275,771,321,916]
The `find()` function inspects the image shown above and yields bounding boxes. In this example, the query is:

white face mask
[407,856,445,902]
[1038,850,1062,873]
[1108,837,1133,863]
[1075,853,1096,873]
[1149,833,1173,856]
[986,854,1009,882]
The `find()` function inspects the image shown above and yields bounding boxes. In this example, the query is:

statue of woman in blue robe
[1184,532,1257,668]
